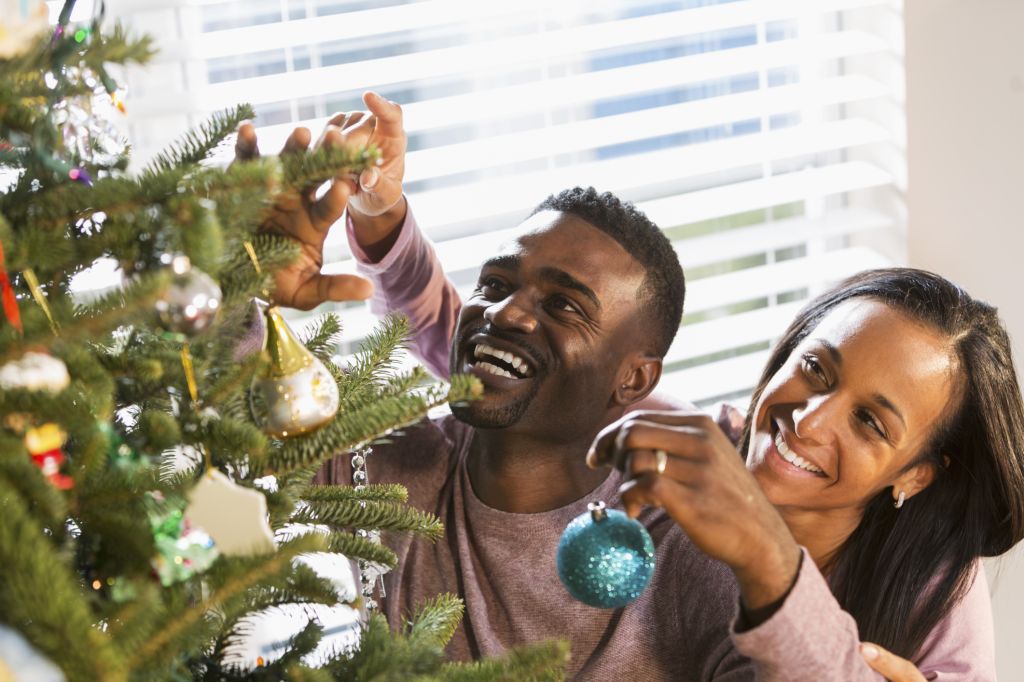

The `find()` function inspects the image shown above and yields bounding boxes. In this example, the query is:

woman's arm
[588,412,996,681]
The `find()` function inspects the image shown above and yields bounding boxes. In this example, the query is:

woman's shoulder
[915,559,996,678]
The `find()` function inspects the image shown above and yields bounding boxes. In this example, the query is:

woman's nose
[792,394,840,446]
[483,292,538,334]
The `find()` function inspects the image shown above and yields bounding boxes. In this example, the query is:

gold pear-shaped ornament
[249,306,340,438]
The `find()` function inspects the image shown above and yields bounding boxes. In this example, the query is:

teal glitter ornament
[557,501,655,608]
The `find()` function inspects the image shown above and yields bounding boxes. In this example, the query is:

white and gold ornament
[249,307,339,438]
[0,352,70,393]
[155,255,222,336]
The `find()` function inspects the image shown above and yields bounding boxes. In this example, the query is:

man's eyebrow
[817,339,906,429]
[481,254,520,271]
[538,266,600,310]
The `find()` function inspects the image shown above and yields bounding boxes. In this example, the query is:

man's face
[449,210,649,442]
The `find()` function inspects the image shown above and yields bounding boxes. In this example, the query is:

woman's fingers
[861,643,927,681]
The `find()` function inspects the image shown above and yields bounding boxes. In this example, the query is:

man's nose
[483,292,538,334]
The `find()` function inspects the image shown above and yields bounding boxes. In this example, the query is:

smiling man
[317,185,752,680]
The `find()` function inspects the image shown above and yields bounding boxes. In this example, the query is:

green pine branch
[301,483,408,505]
[0,478,125,682]
[406,594,464,648]
[301,313,343,363]
[292,499,443,542]
[143,104,255,178]
[438,641,571,682]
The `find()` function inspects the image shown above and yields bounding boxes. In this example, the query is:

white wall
[904,1,1024,677]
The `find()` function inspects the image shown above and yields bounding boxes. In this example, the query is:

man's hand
[323,92,408,254]
[861,643,927,681]
[587,410,802,612]
[234,122,373,310]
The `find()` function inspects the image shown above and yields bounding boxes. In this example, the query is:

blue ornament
[556,501,655,608]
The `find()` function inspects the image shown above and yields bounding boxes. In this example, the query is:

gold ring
[655,449,668,475]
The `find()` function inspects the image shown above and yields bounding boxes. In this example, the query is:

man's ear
[892,459,939,503]
[613,354,662,407]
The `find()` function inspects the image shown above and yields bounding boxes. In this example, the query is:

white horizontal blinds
[118,0,905,406]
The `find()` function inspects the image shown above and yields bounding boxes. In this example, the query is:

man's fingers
[363,91,403,135]
[312,180,352,230]
[281,126,312,156]
[861,643,926,681]
[234,122,259,162]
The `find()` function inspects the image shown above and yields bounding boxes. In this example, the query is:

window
[119,0,906,407]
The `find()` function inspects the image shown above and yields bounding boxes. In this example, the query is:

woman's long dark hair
[739,268,1024,658]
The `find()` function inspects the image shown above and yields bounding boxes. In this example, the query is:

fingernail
[861,645,878,660]
[362,167,380,190]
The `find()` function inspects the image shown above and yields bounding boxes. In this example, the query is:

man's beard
[450,377,542,429]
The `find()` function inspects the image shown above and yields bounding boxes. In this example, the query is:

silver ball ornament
[155,255,222,336]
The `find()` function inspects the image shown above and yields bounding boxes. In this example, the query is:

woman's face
[747,299,958,513]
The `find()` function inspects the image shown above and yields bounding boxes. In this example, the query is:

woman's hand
[587,410,802,611]
[861,643,927,681]
[234,121,373,310]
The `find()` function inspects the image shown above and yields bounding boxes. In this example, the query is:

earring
[894,490,906,509]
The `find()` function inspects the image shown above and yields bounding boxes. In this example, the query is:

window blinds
[115,0,906,406]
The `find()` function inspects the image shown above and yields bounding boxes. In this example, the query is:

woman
[589,268,1024,679]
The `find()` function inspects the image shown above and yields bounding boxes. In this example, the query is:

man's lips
[460,334,544,382]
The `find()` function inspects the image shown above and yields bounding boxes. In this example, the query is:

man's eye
[549,295,578,314]
[477,277,508,298]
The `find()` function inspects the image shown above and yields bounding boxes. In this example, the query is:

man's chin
[451,398,530,429]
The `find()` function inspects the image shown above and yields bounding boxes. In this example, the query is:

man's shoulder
[369,411,470,475]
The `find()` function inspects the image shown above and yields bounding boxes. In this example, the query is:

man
[240,96,752,678]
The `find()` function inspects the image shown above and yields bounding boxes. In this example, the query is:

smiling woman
[589,267,1024,678]
[739,269,1024,662]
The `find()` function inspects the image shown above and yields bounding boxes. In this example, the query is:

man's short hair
[530,187,685,357]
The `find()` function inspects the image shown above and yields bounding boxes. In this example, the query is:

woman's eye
[802,354,828,383]
[856,408,885,438]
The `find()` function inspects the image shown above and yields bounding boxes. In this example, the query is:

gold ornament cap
[262,306,313,377]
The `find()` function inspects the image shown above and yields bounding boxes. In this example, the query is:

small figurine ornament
[249,306,339,438]
[24,423,73,490]
[556,501,656,608]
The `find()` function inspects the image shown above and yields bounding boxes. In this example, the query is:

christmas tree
[0,3,566,680]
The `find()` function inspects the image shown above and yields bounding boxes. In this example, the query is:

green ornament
[148,495,219,585]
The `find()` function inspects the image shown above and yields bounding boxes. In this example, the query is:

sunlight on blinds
[114,0,906,406]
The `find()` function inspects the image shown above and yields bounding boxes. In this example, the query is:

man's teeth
[472,343,533,378]
[775,432,824,474]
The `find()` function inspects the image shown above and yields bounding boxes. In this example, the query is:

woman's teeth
[775,432,824,474]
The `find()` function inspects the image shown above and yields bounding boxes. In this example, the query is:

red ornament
[0,241,22,332]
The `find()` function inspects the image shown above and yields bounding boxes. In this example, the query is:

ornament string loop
[242,240,271,300]
[179,342,212,472]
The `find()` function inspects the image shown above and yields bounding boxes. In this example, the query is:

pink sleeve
[731,552,995,681]
[913,562,996,681]
[345,206,459,380]
[731,549,879,681]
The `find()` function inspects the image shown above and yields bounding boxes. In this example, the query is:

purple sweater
[337,207,997,680]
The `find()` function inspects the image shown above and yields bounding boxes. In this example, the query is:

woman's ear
[893,459,940,503]
[613,354,662,407]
